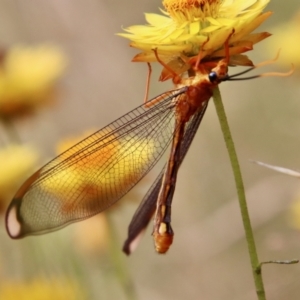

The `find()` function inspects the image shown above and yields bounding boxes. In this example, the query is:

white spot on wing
[129,229,146,254]
[6,206,21,238]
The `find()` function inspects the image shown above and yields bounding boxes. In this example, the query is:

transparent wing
[5,87,187,239]
[122,101,209,254]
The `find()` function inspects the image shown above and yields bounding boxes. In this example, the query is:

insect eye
[208,72,218,82]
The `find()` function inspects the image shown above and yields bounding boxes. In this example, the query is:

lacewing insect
[5,36,286,254]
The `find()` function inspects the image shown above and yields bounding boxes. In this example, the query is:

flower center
[163,0,223,21]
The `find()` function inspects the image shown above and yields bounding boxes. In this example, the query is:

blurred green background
[1,0,300,299]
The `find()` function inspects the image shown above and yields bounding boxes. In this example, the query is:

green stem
[106,212,138,300]
[212,87,266,300]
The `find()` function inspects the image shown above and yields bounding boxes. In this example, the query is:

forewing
[6,88,187,239]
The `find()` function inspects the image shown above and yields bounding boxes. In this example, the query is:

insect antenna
[227,50,294,81]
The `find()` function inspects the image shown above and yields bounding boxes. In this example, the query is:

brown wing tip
[5,198,24,239]
[122,229,146,255]
[5,168,42,239]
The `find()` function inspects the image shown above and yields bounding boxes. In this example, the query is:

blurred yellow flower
[265,11,300,69]
[289,195,300,230]
[119,0,271,75]
[56,129,97,154]
[0,44,67,118]
[73,214,110,255]
[41,129,154,214]
[0,145,39,212]
[0,278,85,300]
[38,129,151,253]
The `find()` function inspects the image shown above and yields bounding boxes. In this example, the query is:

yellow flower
[289,195,300,230]
[41,129,154,215]
[73,214,110,255]
[118,0,271,78]
[0,278,85,300]
[0,44,67,118]
[55,130,149,254]
[265,11,300,69]
[0,145,39,212]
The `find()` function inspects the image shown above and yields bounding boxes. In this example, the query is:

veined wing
[123,101,208,254]
[5,87,188,239]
